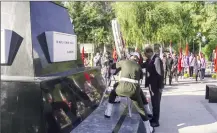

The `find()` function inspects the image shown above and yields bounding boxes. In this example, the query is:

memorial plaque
[45,31,77,63]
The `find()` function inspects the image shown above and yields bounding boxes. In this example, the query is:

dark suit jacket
[141,55,164,92]
[172,56,178,71]
[167,57,173,71]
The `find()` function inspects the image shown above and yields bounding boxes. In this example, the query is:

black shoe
[148,114,153,120]
[104,115,110,118]
[151,122,160,127]
[113,101,121,104]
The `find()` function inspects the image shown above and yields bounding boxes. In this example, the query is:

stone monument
[1,2,106,133]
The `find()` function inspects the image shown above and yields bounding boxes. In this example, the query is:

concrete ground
[150,78,217,133]
[109,76,217,133]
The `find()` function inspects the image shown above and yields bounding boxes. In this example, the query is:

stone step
[71,101,128,133]
[118,113,145,133]
[71,99,145,133]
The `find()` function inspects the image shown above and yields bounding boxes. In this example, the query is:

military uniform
[172,56,179,82]
[166,57,173,85]
[105,59,154,133]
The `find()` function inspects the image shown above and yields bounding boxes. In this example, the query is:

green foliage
[184,73,190,78]
[62,1,216,57]
[212,73,217,79]
[65,2,115,48]
[113,2,217,57]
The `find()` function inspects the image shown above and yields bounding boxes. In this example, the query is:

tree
[65,2,115,49]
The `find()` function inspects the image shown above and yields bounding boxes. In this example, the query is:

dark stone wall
[1,81,44,133]
[30,2,81,76]
[0,68,106,133]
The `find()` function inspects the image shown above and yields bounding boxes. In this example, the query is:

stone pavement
[151,78,217,133]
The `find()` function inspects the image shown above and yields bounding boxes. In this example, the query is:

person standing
[200,54,206,80]
[172,53,179,82]
[189,53,195,77]
[101,51,113,86]
[93,52,101,67]
[162,54,168,85]
[166,53,173,85]
[142,46,164,127]
[104,55,155,133]
[194,55,201,81]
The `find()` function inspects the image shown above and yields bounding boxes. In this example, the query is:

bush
[184,73,189,78]
[212,74,217,79]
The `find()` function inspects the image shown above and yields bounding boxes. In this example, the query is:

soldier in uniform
[104,55,154,133]
[142,46,164,127]
[166,53,173,85]
[172,53,179,82]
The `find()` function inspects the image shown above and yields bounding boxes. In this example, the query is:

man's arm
[154,57,163,76]
[111,61,123,75]
[155,57,164,89]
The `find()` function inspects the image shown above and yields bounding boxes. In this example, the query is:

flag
[112,48,117,62]
[84,72,91,83]
[178,47,182,73]
[169,40,172,54]
[215,46,217,73]
[185,43,189,56]
[81,46,85,64]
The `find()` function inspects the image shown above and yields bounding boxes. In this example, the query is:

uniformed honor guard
[166,53,173,85]
[104,54,154,133]
[172,53,179,82]
[141,46,164,128]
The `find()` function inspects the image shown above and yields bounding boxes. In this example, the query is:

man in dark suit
[141,46,164,127]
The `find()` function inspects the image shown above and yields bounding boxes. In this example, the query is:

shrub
[212,74,217,79]
[184,73,189,78]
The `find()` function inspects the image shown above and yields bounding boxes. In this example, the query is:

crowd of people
[90,46,217,133]
[161,52,207,83]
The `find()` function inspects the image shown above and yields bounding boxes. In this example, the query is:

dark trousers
[164,70,167,85]
[149,89,162,123]
[167,70,172,85]
[195,69,201,81]
[201,68,205,79]
[189,66,194,77]
[109,82,149,121]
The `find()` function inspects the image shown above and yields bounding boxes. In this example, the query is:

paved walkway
[151,78,217,133]
[109,76,217,133]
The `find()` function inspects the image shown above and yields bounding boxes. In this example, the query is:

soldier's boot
[144,104,153,119]
[144,120,155,133]
[104,103,113,118]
